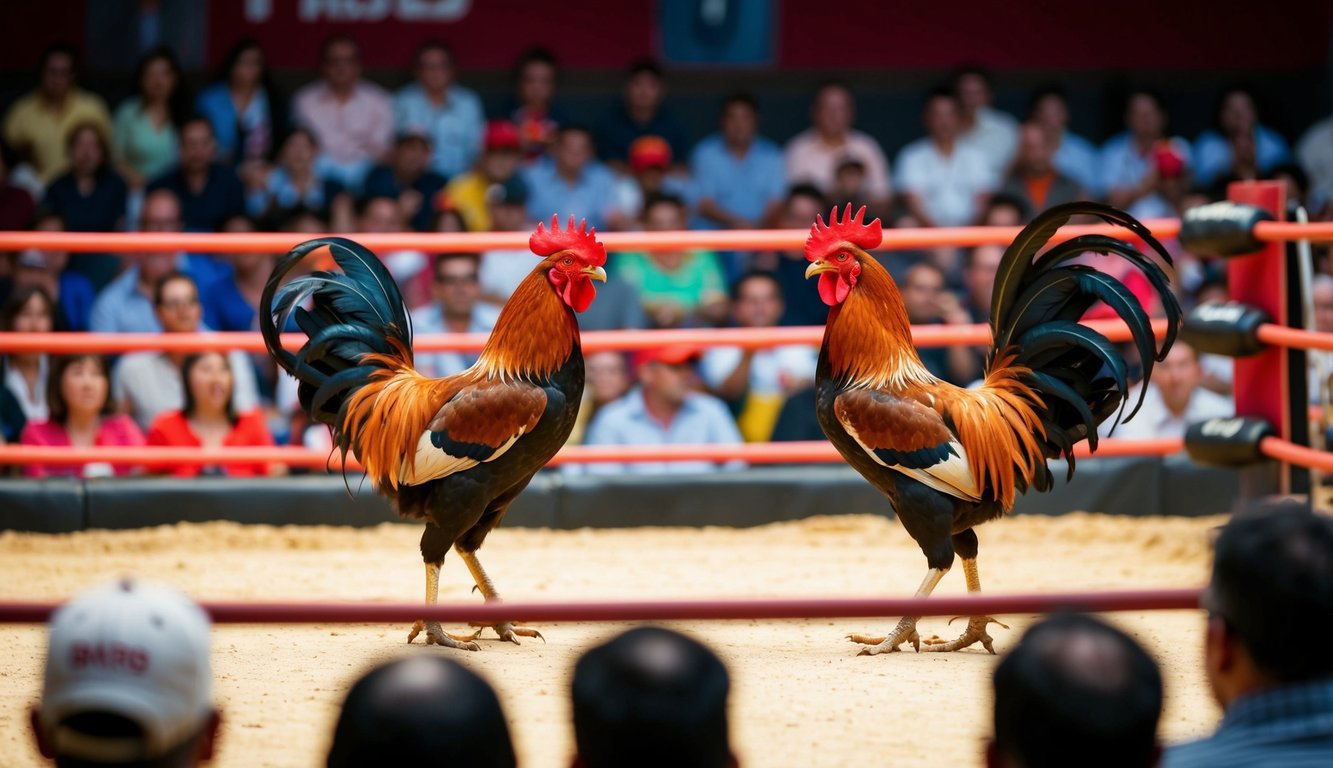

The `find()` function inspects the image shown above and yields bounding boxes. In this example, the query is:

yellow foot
[407,620,481,651]
[848,616,920,655]
[921,616,1010,654]
[471,621,544,645]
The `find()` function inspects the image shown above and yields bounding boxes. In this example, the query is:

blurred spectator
[507,47,567,161]
[701,271,816,441]
[1310,274,1333,403]
[999,122,1083,216]
[200,215,273,333]
[3,43,111,184]
[1,286,56,423]
[10,213,96,331]
[410,253,499,378]
[249,127,353,231]
[597,59,689,170]
[195,39,284,186]
[44,122,129,290]
[570,350,633,445]
[989,613,1163,768]
[363,130,446,232]
[830,157,876,218]
[393,40,484,180]
[692,93,785,231]
[114,271,259,429]
[962,243,1005,324]
[784,81,892,211]
[954,66,1019,179]
[1100,91,1191,211]
[1162,509,1333,767]
[148,116,245,232]
[90,189,189,333]
[0,140,37,229]
[521,125,622,230]
[44,122,129,232]
[1099,341,1232,439]
[20,354,144,478]
[1029,85,1101,197]
[29,579,219,767]
[327,657,515,768]
[766,183,830,327]
[477,176,537,304]
[0,373,24,444]
[614,135,693,225]
[1192,88,1291,189]
[359,196,430,305]
[1297,112,1333,215]
[292,35,392,192]
[147,351,280,477]
[571,626,734,768]
[613,194,728,329]
[1128,142,1194,220]
[579,345,744,475]
[900,262,981,385]
[112,46,188,190]
[444,119,523,232]
[895,88,996,228]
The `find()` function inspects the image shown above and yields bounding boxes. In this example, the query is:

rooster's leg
[921,553,1009,654]
[406,559,482,650]
[847,567,946,655]
[456,547,544,645]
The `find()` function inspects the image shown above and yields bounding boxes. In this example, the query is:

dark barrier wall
[0,456,1259,534]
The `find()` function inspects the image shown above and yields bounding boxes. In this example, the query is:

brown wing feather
[429,378,547,445]
[836,389,952,452]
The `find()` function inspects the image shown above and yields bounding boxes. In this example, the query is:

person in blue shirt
[577,345,744,475]
[1161,507,1333,768]
[392,40,485,180]
[521,125,623,230]
[1098,91,1190,212]
[1028,86,1101,198]
[1192,87,1292,189]
[988,613,1163,768]
[147,116,245,232]
[363,131,447,232]
[595,60,690,171]
[690,92,786,231]
[195,39,284,174]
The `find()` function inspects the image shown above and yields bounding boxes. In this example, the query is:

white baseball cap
[38,579,213,761]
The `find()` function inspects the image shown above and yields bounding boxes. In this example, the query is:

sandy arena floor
[0,513,1224,767]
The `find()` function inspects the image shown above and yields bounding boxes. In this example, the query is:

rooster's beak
[583,265,607,282]
[805,260,835,279]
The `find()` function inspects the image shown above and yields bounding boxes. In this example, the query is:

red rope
[1260,436,1333,473]
[1255,324,1333,352]
[0,588,1204,625]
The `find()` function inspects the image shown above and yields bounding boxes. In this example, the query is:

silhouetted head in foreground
[571,626,736,768]
[988,613,1163,768]
[327,656,515,768]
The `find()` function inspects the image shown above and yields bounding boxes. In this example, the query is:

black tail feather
[260,237,412,427]
[990,202,1182,465]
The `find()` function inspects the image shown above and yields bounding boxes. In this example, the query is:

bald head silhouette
[989,613,1162,768]
[572,626,733,768]
[327,656,515,768]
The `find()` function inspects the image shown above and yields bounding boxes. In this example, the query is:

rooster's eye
[838,253,848,261]
[562,257,573,266]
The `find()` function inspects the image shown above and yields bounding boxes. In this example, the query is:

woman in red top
[147,351,282,477]
[20,354,145,477]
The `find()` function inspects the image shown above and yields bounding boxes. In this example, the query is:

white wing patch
[400,428,528,485]
[840,418,982,503]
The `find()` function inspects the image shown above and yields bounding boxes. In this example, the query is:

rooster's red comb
[804,204,883,262]
[529,215,607,266]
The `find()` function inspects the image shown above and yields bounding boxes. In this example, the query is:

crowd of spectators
[6,36,1332,472]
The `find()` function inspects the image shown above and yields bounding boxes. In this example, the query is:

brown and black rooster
[261,218,606,650]
[804,202,1180,655]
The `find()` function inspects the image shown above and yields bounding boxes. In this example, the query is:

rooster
[260,217,607,651]
[804,202,1180,655]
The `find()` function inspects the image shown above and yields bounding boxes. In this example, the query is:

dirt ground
[0,513,1224,768]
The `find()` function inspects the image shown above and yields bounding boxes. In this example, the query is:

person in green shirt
[613,193,728,328]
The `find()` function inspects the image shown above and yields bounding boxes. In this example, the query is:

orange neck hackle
[475,258,579,381]
[823,251,935,390]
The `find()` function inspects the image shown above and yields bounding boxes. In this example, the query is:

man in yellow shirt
[3,44,111,184]
[441,119,522,231]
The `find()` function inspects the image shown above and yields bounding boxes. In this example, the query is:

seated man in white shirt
[113,272,260,430]
[700,271,816,442]
[1102,340,1233,440]
[410,253,500,378]
[895,88,997,228]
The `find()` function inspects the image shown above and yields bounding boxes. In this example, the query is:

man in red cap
[442,119,524,231]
